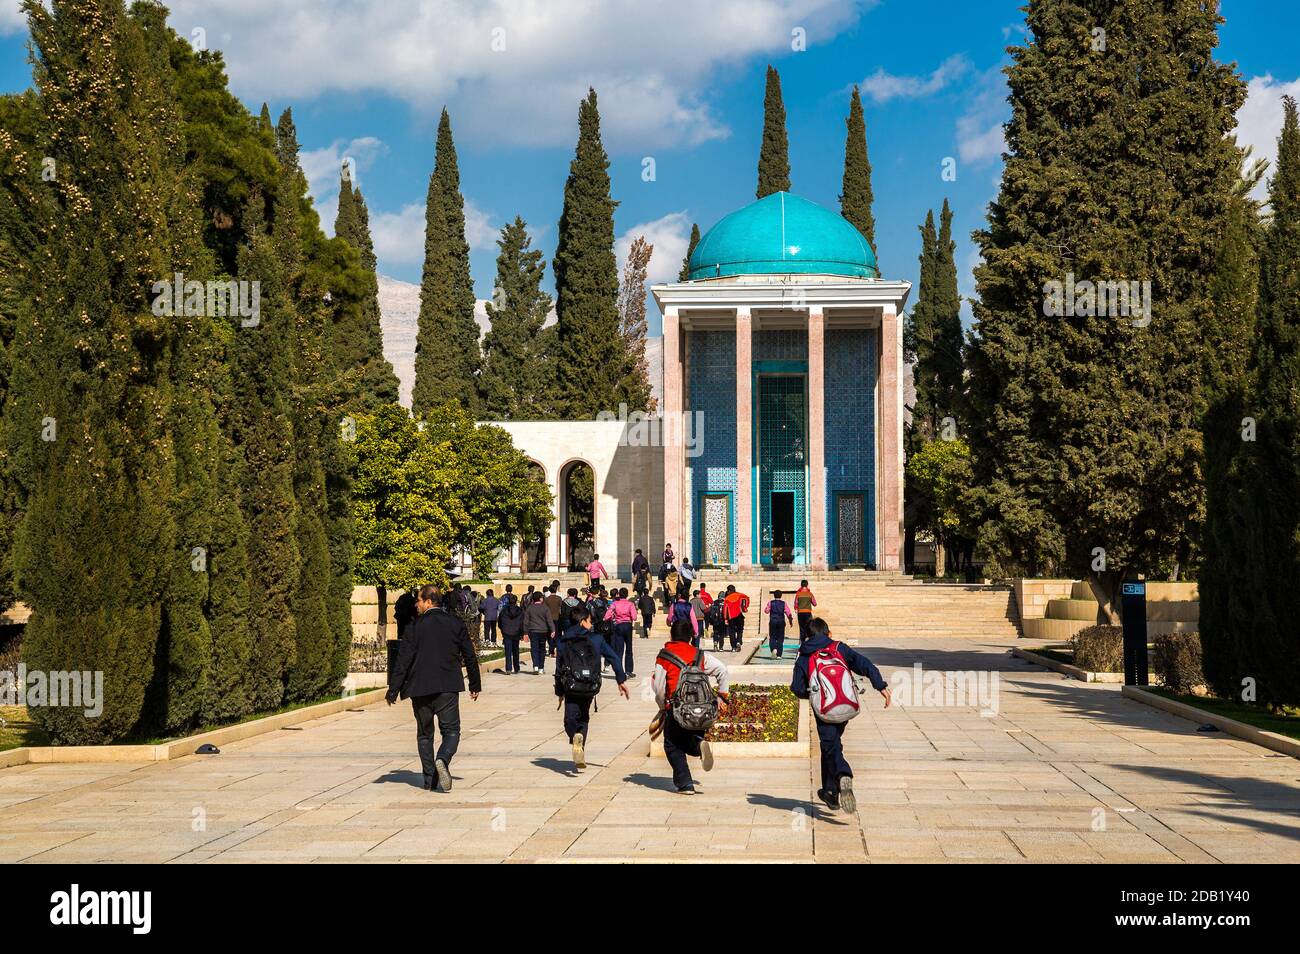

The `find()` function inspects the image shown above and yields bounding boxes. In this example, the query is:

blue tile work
[757,375,807,564]
[824,328,877,566]
[686,330,737,561]
[755,329,807,361]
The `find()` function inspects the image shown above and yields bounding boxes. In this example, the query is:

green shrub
[1152,631,1204,694]
[1070,625,1124,673]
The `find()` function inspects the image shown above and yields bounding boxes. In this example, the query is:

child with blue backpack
[791,618,892,814]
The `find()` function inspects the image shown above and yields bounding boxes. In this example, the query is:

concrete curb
[1011,647,1123,683]
[648,699,809,759]
[1121,685,1300,760]
[1,689,388,768]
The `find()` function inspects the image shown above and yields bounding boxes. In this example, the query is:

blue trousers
[613,622,634,675]
[816,719,852,792]
[528,631,549,671]
[503,637,521,673]
[768,620,786,656]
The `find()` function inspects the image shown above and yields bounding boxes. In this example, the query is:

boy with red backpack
[790,617,891,814]
[652,619,731,794]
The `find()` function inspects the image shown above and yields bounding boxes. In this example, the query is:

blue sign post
[1120,580,1147,686]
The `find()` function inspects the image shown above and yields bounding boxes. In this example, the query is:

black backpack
[589,598,611,635]
[705,599,726,629]
[557,633,603,698]
[659,646,718,731]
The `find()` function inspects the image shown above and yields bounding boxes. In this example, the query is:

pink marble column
[662,307,683,556]
[878,306,903,571]
[735,309,753,568]
[806,309,827,569]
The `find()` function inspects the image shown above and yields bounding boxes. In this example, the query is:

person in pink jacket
[604,587,638,677]
[586,554,608,589]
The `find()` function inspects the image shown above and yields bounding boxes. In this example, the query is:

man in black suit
[386,584,482,792]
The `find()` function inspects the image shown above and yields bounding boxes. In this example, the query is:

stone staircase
[351,573,1022,643]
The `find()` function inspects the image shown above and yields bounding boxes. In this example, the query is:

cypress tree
[1238,97,1300,705]
[756,65,790,198]
[234,196,301,712]
[616,235,654,412]
[480,217,553,419]
[965,0,1246,617]
[0,90,43,617]
[931,199,964,421]
[1199,190,1260,700]
[274,109,334,704]
[906,210,938,448]
[840,85,876,261]
[332,174,399,413]
[412,109,480,417]
[678,222,700,281]
[10,0,189,742]
[551,89,632,418]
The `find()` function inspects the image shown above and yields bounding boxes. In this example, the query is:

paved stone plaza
[2,637,1298,863]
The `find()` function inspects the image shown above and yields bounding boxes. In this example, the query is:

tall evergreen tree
[234,197,301,712]
[412,109,480,417]
[965,0,1246,619]
[1236,97,1300,705]
[1199,188,1261,700]
[931,199,964,420]
[8,0,192,742]
[332,174,399,413]
[479,217,553,419]
[756,65,790,198]
[678,222,700,281]
[616,235,654,412]
[906,210,938,447]
[274,108,335,704]
[840,85,876,261]
[552,89,637,417]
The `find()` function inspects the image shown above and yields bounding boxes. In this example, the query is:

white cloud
[0,0,25,35]
[370,202,426,269]
[617,211,692,286]
[299,136,388,236]
[463,199,500,251]
[955,65,1008,165]
[1236,74,1300,201]
[860,54,971,104]
[151,0,864,150]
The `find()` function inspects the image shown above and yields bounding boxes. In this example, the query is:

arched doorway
[561,460,595,571]
[521,461,548,572]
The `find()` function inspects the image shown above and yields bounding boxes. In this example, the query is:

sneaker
[700,740,714,773]
[838,776,855,815]
[676,784,697,795]
[816,788,840,810]
[572,732,586,771]
[434,758,452,793]
[423,774,435,791]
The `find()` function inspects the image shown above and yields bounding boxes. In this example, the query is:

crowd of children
[399,555,890,812]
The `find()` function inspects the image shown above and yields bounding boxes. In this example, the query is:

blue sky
[2,1,1297,335]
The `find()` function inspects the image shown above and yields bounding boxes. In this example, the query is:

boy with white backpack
[790,618,891,814]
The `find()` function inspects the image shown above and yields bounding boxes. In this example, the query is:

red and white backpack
[807,642,861,723]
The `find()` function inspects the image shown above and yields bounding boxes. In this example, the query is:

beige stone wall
[490,419,665,577]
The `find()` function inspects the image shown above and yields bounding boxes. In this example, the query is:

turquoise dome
[687,192,878,280]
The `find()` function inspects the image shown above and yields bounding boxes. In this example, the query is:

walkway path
[2,637,1298,863]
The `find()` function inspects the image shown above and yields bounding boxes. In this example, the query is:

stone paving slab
[2,636,1298,862]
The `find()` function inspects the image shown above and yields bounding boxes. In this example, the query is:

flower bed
[707,683,799,743]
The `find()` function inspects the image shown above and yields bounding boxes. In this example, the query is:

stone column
[735,308,753,568]
[547,475,562,572]
[878,305,903,571]
[807,309,827,569]
[662,307,684,558]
